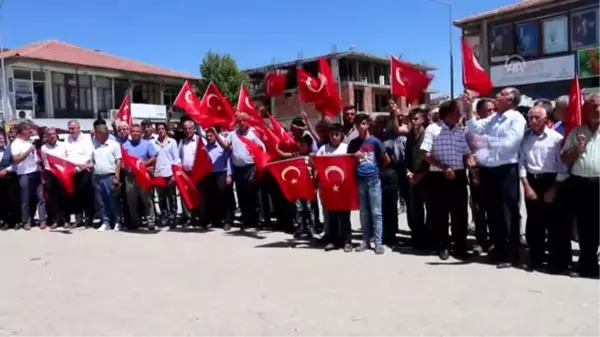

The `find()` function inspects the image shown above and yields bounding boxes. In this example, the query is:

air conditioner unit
[16,109,33,119]
[109,109,119,120]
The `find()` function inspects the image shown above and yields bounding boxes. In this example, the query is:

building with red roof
[0,40,197,129]
[454,0,599,99]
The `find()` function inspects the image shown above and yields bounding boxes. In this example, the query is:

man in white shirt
[464,87,527,268]
[65,120,95,227]
[41,127,69,229]
[10,122,47,230]
[518,106,567,272]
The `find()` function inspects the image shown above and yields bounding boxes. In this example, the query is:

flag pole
[296,51,303,116]
[269,57,276,118]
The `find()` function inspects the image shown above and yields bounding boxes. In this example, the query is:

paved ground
[0,210,598,336]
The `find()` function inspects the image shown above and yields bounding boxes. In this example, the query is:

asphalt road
[0,210,598,336]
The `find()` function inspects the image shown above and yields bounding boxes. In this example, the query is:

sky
[1,0,518,97]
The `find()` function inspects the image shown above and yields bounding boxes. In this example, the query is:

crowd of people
[0,86,598,279]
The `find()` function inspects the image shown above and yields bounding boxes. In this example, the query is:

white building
[0,39,197,130]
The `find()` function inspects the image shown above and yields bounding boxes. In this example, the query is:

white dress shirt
[65,133,94,166]
[420,121,470,171]
[41,141,68,171]
[519,127,567,182]
[466,109,527,167]
[179,135,204,172]
[10,138,39,175]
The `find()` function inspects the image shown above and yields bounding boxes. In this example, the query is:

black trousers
[258,177,272,226]
[549,177,574,271]
[73,170,95,225]
[406,174,431,247]
[201,171,228,227]
[45,171,68,225]
[263,171,295,232]
[7,173,21,226]
[480,164,521,263]
[232,164,259,228]
[469,169,489,249]
[524,172,557,267]
[0,176,11,225]
[326,210,351,245]
[155,177,177,223]
[380,168,399,245]
[571,176,600,275]
[428,170,469,252]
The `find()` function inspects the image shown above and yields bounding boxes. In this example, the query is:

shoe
[343,244,353,253]
[39,222,47,230]
[570,271,580,278]
[453,249,469,259]
[355,243,369,252]
[14,223,22,230]
[223,223,231,232]
[97,224,109,232]
[63,223,71,230]
[472,244,484,255]
[23,223,31,231]
[439,249,450,260]
[375,244,385,255]
[114,223,121,231]
[293,228,303,239]
[1,223,8,231]
[324,243,337,251]
[496,262,512,269]
[50,223,59,230]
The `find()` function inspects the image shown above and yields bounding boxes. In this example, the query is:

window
[163,85,180,106]
[353,88,364,112]
[96,76,112,113]
[489,24,514,62]
[51,71,93,118]
[516,22,540,56]
[32,71,45,82]
[358,61,370,83]
[543,16,568,54]
[13,69,31,80]
[78,74,93,112]
[571,8,599,50]
[52,73,66,110]
[114,79,130,107]
[133,81,160,104]
[374,92,389,112]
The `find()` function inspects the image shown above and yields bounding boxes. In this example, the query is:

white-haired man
[519,106,568,272]
[65,120,95,227]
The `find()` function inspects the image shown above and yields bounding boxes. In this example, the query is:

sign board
[131,103,167,119]
[490,55,575,87]
[577,47,600,79]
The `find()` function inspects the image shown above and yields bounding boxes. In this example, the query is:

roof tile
[0,40,196,79]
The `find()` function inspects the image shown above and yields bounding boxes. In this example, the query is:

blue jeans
[93,174,121,226]
[18,171,47,224]
[357,175,383,246]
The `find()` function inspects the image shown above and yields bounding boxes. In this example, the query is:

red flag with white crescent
[199,82,236,128]
[237,85,262,121]
[297,68,329,104]
[313,154,358,211]
[390,57,433,102]
[189,136,213,182]
[120,147,163,190]
[238,134,271,173]
[46,153,77,194]
[116,93,132,127]
[172,165,201,210]
[461,37,493,96]
[266,157,316,202]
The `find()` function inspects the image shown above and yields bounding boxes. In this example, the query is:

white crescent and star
[206,93,221,110]
[305,73,327,93]
[472,53,484,71]
[281,166,301,184]
[185,91,194,104]
[245,97,254,110]
[395,68,405,86]
[324,165,345,192]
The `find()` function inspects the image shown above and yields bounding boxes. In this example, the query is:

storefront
[490,54,574,99]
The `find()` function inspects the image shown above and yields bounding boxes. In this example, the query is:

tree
[198,51,249,104]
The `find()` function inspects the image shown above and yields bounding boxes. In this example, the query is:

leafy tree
[198,51,249,104]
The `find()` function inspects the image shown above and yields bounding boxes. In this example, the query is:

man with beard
[341,105,358,144]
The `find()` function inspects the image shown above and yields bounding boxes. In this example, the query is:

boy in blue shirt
[347,114,390,255]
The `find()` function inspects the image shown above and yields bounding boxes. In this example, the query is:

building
[245,50,437,121]
[0,40,197,130]
[454,0,599,99]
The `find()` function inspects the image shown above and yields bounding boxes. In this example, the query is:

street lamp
[430,0,454,98]
[0,0,7,120]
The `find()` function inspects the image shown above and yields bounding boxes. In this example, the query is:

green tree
[198,51,249,104]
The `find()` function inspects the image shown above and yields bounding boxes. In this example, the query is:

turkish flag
[46,153,77,194]
[313,155,358,211]
[265,71,287,97]
[237,84,262,121]
[253,124,280,158]
[297,68,329,104]
[116,93,132,127]
[390,57,433,102]
[316,57,343,117]
[564,74,582,141]
[238,134,271,173]
[267,157,316,202]
[461,37,493,96]
[268,115,295,145]
[199,82,236,128]
[120,147,155,191]
[189,137,213,182]
[172,165,201,210]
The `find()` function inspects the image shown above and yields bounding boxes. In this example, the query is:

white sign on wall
[490,55,575,87]
[131,103,167,119]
